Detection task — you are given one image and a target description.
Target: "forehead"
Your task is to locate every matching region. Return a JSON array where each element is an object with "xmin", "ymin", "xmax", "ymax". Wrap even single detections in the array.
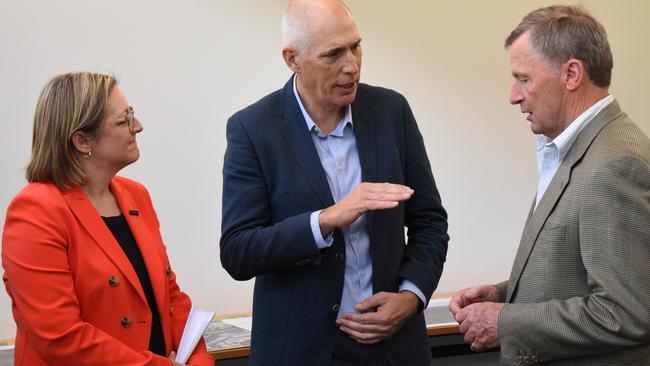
[
  {"xmin": 308, "ymin": 13, "xmax": 360, "ymax": 52},
  {"xmin": 104, "ymin": 86, "xmax": 129, "ymax": 117},
  {"xmin": 509, "ymin": 33, "xmax": 554, "ymax": 74}
]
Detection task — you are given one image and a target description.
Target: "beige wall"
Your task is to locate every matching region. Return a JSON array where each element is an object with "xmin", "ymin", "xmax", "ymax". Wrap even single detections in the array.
[{"xmin": 0, "ymin": 0, "xmax": 648, "ymax": 339}]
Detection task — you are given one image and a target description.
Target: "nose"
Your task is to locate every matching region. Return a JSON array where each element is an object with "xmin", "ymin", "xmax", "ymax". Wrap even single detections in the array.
[
  {"xmin": 509, "ymin": 82, "xmax": 523, "ymax": 105},
  {"xmin": 131, "ymin": 116, "xmax": 143, "ymax": 134},
  {"xmin": 341, "ymin": 49, "xmax": 360, "ymax": 75}
]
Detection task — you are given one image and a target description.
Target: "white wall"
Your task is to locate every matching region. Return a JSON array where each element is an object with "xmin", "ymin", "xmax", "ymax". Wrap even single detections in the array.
[{"xmin": 0, "ymin": 0, "xmax": 648, "ymax": 339}]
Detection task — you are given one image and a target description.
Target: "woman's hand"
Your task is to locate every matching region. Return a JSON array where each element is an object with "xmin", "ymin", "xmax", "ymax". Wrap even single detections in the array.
[{"xmin": 168, "ymin": 351, "xmax": 188, "ymax": 366}]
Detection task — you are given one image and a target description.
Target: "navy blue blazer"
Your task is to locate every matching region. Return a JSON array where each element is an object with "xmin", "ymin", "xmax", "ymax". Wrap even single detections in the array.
[{"xmin": 220, "ymin": 76, "xmax": 449, "ymax": 366}]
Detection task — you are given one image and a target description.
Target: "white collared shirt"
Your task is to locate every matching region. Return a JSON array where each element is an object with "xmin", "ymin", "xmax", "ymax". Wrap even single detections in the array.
[{"xmin": 535, "ymin": 94, "xmax": 614, "ymax": 208}]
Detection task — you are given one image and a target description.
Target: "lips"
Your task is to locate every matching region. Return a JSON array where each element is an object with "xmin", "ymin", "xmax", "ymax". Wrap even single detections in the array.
[{"xmin": 336, "ymin": 81, "xmax": 357, "ymax": 90}]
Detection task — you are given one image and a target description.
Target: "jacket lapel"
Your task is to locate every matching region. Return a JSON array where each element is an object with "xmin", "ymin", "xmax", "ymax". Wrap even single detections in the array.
[
  {"xmin": 280, "ymin": 76, "xmax": 335, "ymax": 207},
  {"xmin": 506, "ymin": 100, "xmax": 623, "ymax": 301},
  {"xmin": 352, "ymin": 97, "xmax": 377, "ymax": 184},
  {"xmin": 61, "ymin": 185, "xmax": 147, "ymax": 305},
  {"xmin": 110, "ymin": 179, "xmax": 168, "ymax": 329},
  {"xmin": 351, "ymin": 93, "xmax": 377, "ymax": 234}
]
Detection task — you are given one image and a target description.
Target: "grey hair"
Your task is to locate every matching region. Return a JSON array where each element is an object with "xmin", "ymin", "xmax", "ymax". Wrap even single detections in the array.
[
  {"xmin": 282, "ymin": 7, "xmax": 310, "ymax": 51},
  {"xmin": 282, "ymin": 0, "xmax": 351, "ymax": 52},
  {"xmin": 505, "ymin": 5, "xmax": 613, "ymax": 87}
]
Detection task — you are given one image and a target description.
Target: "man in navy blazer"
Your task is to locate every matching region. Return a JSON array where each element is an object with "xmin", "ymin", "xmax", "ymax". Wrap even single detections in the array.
[{"xmin": 220, "ymin": 1, "xmax": 449, "ymax": 365}]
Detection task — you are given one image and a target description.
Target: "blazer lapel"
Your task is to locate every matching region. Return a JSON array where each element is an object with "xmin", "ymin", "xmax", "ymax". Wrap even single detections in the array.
[
  {"xmin": 61, "ymin": 186, "xmax": 147, "ymax": 305},
  {"xmin": 280, "ymin": 76, "xmax": 335, "ymax": 207},
  {"xmin": 506, "ymin": 100, "xmax": 623, "ymax": 301},
  {"xmin": 351, "ymin": 95, "xmax": 377, "ymax": 234},
  {"xmin": 352, "ymin": 98, "xmax": 377, "ymax": 184},
  {"xmin": 110, "ymin": 179, "xmax": 168, "ymax": 327}
]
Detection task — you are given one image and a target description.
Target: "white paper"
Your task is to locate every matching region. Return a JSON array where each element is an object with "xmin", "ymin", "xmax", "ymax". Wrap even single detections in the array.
[
  {"xmin": 175, "ymin": 305, "xmax": 215, "ymax": 364},
  {"xmin": 427, "ymin": 297, "xmax": 451, "ymax": 308},
  {"xmin": 221, "ymin": 316, "xmax": 253, "ymax": 331}
]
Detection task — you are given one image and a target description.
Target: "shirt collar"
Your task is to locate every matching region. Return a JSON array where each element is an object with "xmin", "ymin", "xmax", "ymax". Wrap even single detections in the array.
[
  {"xmin": 292, "ymin": 75, "xmax": 353, "ymax": 137},
  {"xmin": 538, "ymin": 94, "xmax": 614, "ymax": 158}
]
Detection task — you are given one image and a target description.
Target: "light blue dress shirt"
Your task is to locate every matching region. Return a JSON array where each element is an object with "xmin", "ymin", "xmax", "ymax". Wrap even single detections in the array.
[
  {"xmin": 292, "ymin": 78, "xmax": 425, "ymax": 317},
  {"xmin": 535, "ymin": 95, "xmax": 614, "ymax": 208}
]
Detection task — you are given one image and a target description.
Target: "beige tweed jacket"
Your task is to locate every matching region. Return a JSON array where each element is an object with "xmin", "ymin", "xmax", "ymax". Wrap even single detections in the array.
[{"xmin": 495, "ymin": 100, "xmax": 650, "ymax": 366}]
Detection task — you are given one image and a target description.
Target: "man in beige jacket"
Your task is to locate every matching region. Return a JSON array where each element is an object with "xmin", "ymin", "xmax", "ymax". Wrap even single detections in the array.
[{"xmin": 450, "ymin": 5, "xmax": 650, "ymax": 366}]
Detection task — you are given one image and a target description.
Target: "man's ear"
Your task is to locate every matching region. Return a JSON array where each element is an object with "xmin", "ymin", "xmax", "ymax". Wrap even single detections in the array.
[
  {"xmin": 71, "ymin": 131, "xmax": 94, "ymax": 155},
  {"xmin": 282, "ymin": 47, "xmax": 301, "ymax": 74},
  {"xmin": 563, "ymin": 58, "xmax": 585, "ymax": 91}
]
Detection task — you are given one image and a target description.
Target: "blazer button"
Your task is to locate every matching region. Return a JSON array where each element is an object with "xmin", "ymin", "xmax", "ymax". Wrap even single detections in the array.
[
  {"xmin": 166, "ymin": 265, "xmax": 172, "ymax": 277},
  {"xmin": 170, "ymin": 306, "xmax": 174, "ymax": 316},
  {"xmin": 121, "ymin": 316, "xmax": 132, "ymax": 328},
  {"xmin": 108, "ymin": 275, "xmax": 119, "ymax": 287},
  {"xmin": 334, "ymin": 253, "xmax": 344, "ymax": 261},
  {"xmin": 331, "ymin": 304, "xmax": 340, "ymax": 312}
]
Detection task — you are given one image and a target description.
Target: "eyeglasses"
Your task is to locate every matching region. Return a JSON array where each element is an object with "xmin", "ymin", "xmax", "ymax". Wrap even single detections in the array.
[{"xmin": 125, "ymin": 106, "xmax": 134, "ymax": 133}]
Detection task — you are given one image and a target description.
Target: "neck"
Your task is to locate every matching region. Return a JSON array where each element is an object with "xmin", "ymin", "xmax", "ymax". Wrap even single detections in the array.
[
  {"xmin": 296, "ymin": 78, "xmax": 345, "ymax": 134},
  {"xmin": 566, "ymin": 87, "xmax": 609, "ymax": 121},
  {"xmin": 80, "ymin": 161, "xmax": 120, "ymax": 216},
  {"xmin": 554, "ymin": 86, "xmax": 609, "ymax": 138}
]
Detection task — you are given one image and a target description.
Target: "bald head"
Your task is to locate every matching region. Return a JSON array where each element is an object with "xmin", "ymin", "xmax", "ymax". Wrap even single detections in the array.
[{"xmin": 282, "ymin": 0, "xmax": 354, "ymax": 52}]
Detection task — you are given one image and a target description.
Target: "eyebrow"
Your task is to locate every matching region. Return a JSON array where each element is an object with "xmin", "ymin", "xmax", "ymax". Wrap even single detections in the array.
[{"xmin": 321, "ymin": 39, "xmax": 362, "ymax": 57}]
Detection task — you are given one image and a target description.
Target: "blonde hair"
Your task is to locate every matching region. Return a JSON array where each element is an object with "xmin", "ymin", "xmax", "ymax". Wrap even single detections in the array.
[{"xmin": 26, "ymin": 72, "xmax": 116, "ymax": 189}]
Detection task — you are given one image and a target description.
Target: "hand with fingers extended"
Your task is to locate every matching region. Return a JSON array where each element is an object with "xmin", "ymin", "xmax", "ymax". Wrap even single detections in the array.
[
  {"xmin": 335, "ymin": 291, "xmax": 420, "ymax": 344},
  {"xmin": 449, "ymin": 284, "xmax": 500, "ymax": 316},
  {"xmin": 454, "ymin": 301, "xmax": 504, "ymax": 352},
  {"xmin": 319, "ymin": 182, "xmax": 414, "ymax": 236}
]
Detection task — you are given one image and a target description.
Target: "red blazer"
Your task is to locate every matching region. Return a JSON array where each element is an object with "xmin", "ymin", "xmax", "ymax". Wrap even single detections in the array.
[{"xmin": 2, "ymin": 176, "xmax": 214, "ymax": 366}]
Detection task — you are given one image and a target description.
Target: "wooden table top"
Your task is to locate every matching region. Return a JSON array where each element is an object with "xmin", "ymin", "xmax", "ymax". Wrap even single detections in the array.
[{"xmin": 208, "ymin": 294, "xmax": 458, "ymax": 360}]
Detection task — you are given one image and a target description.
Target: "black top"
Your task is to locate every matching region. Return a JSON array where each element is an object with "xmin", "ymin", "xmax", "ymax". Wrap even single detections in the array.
[{"xmin": 102, "ymin": 214, "xmax": 166, "ymax": 356}]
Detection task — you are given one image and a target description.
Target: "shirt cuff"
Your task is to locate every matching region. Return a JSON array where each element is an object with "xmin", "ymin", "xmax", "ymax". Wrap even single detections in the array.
[
  {"xmin": 399, "ymin": 280, "xmax": 426, "ymax": 307},
  {"xmin": 310, "ymin": 210, "xmax": 333, "ymax": 249}
]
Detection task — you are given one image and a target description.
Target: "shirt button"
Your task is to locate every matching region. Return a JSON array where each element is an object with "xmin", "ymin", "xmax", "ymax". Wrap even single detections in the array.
[
  {"xmin": 165, "ymin": 265, "xmax": 172, "ymax": 277},
  {"xmin": 335, "ymin": 253, "xmax": 344, "ymax": 261},
  {"xmin": 108, "ymin": 275, "xmax": 119, "ymax": 287},
  {"xmin": 331, "ymin": 304, "xmax": 340, "ymax": 312},
  {"xmin": 121, "ymin": 316, "xmax": 132, "ymax": 328}
]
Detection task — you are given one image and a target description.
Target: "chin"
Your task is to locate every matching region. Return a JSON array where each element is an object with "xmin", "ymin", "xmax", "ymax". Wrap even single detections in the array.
[
  {"xmin": 336, "ymin": 93, "xmax": 357, "ymax": 106},
  {"xmin": 128, "ymin": 152, "xmax": 140, "ymax": 164}
]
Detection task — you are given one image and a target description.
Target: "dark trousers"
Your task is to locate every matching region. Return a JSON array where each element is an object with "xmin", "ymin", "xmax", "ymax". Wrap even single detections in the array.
[{"xmin": 330, "ymin": 329, "xmax": 391, "ymax": 366}]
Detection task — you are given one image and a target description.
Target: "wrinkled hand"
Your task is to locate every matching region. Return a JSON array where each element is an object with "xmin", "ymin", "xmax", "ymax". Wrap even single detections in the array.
[
  {"xmin": 168, "ymin": 351, "xmax": 188, "ymax": 366},
  {"xmin": 319, "ymin": 182, "xmax": 413, "ymax": 235},
  {"xmin": 336, "ymin": 291, "xmax": 419, "ymax": 344},
  {"xmin": 455, "ymin": 302, "xmax": 504, "ymax": 352},
  {"xmin": 449, "ymin": 284, "xmax": 500, "ymax": 316}
]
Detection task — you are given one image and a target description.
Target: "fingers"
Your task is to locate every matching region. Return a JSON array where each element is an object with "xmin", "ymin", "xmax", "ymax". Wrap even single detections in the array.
[
  {"xmin": 450, "ymin": 285, "xmax": 499, "ymax": 317},
  {"xmin": 449, "ymin": 290, "xmax": 468, "ymax": 315},
  {"xmin": 337, "ymin": 312, "xmax": 386, "ymax": 333},
  {"xmin": 363, "ymin": 183, "xmax": 413, "ymax": 203},
  {"xmin": 337, "ymin": 312, "xmax": 391, "ymax": 344},
  {"xmin": 355, "ymin": 292, "xmax": 387, "ymax": 312},
  {"xmin": 320, "ymin": 183, "xmax": 413, "ymax": 230},
  {"xmin": 339, "ymin": 325, "xmax": 384, "ymax": 344}
]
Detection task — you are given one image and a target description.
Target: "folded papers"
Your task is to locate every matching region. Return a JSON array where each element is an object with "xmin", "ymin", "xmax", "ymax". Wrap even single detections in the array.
[{"xmin": 175, "ymin": 306, "xmax": 215, "ymax": 364}]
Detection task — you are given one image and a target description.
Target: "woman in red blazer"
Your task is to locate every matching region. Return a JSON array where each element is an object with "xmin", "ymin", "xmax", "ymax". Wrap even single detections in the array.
[{"xmin": 1, "ymin": 73, "xmax": 214, "ymax": 366}]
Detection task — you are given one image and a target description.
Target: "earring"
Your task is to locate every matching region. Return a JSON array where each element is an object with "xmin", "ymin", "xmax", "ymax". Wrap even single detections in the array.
[{"xmin": 84, "ymin": 151, "xmax": 92, "ymax": 159}]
